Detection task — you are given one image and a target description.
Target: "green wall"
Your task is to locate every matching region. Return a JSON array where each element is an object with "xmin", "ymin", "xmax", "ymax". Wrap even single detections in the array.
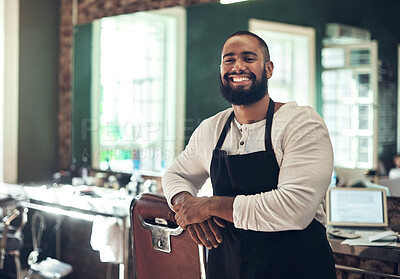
[
  {"xmin": 15, "ymin": 0, "xmax": 400, "ymax": 182},
  {"xmin": 18, "ymin": 0, "xmax": 60, "ymax": 183},
  {"xmin": 72, "ymin": 0, "xmax": 400, "ymax": 173},
  {"xmin": 72, "ymin": 24, "xmax": 93, "ymax": 166},
  {"xmin": 185, "ymin": 0, "xmax": 400, "ymax": 141}
]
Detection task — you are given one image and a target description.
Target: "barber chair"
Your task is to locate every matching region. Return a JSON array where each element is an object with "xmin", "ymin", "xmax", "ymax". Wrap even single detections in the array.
[
  {"xmin": 24, "ymin": 212, "xmax": 73, "ymax": 279},
  {"xmin": 0, "ymin": 195, "xmax": 28, "ymax": 279},
  {"xmin": 130, "ymin": 193, "xmax": 206, "ymax": 279},
  {"xmin": 24, "ymin": 257, "xmax": 73, "ymax": 279}
]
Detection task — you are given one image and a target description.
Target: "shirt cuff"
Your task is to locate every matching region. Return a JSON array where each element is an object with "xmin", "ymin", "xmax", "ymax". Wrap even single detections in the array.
[
  {"xmin": 165, "ymin": 186, "xmax": 198, "ymax": 209},
  {"xmin": 233, "ymin": 196, "xmax": 246, "ymax": 229},
  {"xmin": 233, "ymin": 195, "xmax": 255, "ymax": 230}
]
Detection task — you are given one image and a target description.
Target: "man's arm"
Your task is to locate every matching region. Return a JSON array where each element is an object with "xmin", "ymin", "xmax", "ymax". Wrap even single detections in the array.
[
  {"xmin": 162, "ymin": 120, "xmax": 218, "ymax": 248},
  {"xmin": 172, "ymin": 192, "xmax": 229, "ymax": 249},
  {"xmin": 233, "ymin": 106, "xmax": 334, "ymax": 231},
  {"xmin": 162, "ymin": 121, "xmax": 210, "ymax": 208},
  {"xmin": 162, "ymin": 111, "xmax": 232, "ymax": 247},
  {"xmin": 163, "ymin": 125, "xmax": 220, "ymax": 247},
  {"xmin": 173, "ymin": 195, "xmax": 234, "ymax": 228},
  {"xmin": 163, "ymin": 111, "xmax": 232, "ymax": 208},
  {"xmin": 171, "ymin": 191, "xmax": 193, "ymax": 206},
  {"xmin": 172, "ymin": 191, "xmax": 234, "ymax": 224},
  {"xmin": 173, "ymin": 106, "xmax": 334, "ymax": 233}
]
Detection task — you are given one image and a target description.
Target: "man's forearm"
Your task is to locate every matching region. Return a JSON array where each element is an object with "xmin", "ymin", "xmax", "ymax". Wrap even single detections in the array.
[
  {"xmin": 172, "ymin": 192, "xmax": 235, "ymax": 224},
  {"xmin": 207, "ymin": 196, "xmax": 235, "ymax": 223},
  {"xmin": 171, "ymin": 191, "xmax": 193, "ymax": 206}
]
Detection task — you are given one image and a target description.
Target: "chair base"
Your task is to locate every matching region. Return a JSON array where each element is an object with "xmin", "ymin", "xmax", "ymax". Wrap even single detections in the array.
[
  {"xmin": 0, "ymin": 251, "xmax": 22, "ymax": 279},
  {"xmin": 24, "ymin": 258, "xmax": 73, "ymax": 279}
]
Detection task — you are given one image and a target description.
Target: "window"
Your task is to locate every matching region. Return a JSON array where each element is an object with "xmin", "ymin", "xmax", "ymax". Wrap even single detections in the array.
[
  {"xmin": 322, "ymin": 42, "xmax": 378, "ymax": 169},
  {"xmin": 250, "ymin": 19, "xmax": 316, "ymax": 107},
  {"xmin": 90, "ymin": 7, "xmax": 186, "ymax": 174}
]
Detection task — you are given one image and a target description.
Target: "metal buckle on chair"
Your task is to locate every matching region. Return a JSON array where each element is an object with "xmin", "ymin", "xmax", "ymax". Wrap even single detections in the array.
[{"xmin": 139, "ymin": 216, "xmax": 183, "ymax": 253}]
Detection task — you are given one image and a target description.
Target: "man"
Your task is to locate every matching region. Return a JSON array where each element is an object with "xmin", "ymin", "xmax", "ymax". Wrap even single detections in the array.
[
  {"xmin": 162, "ymin": 31, "xmax": 337, "ymax": 279},
  {"xmin": 389, "ymin": 153, "xmax": 400, "ymax": 179}
]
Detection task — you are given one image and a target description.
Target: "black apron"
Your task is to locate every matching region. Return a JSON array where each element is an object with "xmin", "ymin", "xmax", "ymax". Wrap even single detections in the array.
[{"xmin": 207, "ymin": 99, "xmax": 337, "ymax": 279}]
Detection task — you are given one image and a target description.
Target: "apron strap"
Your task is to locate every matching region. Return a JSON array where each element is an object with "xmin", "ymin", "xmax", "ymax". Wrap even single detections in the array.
[
  {"xmin": 264, "ymin": 98, "xmax": 275, "ymax": 154},
  {"xmin": 215, "ymin": 97, "xmax": 275, "ymax": 151},
  {"xmin": 215, "ymin": 111, "xmax": 235, "ymax": 149}
]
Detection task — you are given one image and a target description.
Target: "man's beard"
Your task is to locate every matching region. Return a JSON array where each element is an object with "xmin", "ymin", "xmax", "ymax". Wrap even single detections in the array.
[{"xmin": 219, "ymin": 68, "xmax": 268, "ymax": 106}]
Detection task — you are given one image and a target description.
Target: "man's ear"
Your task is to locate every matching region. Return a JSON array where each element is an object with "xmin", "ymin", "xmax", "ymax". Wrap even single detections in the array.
[{"xmin": 265, "ymin": 61, "xmax": 274, "ymax": 79}]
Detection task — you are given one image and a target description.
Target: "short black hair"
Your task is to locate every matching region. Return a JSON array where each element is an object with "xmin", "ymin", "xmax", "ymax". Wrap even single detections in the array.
[{"xmin": 224, "ymin": 30, "xmax": 270, "ymax": 63}]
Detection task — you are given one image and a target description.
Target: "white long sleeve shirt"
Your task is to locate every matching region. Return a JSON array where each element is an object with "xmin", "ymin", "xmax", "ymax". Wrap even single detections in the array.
[
  {"xmin": 388, "ymin": 167, "xmax": 400, "ymax": 179},
  {"xmin": 162, "ymin": 102, "xmax": 334, "ymax": 232}
]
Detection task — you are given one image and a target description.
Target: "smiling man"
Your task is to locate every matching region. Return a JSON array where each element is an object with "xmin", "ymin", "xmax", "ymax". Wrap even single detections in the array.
[
  {"xmin": 162, "ymin": 31, "xmax": 337, "ymax": 279},
  {"xmin": 219, "ymin": 32, "xmax": 271, "ymax": 106}
]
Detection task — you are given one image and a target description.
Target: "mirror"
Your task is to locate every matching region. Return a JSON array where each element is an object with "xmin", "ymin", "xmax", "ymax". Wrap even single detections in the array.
[{"xmin": 73, "ymin": 7, "xmax": 186, "ymax": 173}]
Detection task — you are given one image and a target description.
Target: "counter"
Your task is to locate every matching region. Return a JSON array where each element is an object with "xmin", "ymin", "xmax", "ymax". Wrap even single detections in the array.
[
  {"xmin": 331, "ymin": 196, "xmax": 400, "ymax": 278},
  {"xmin": 1, "ymin": 182, "xmax": 134, "ymax": 279}
]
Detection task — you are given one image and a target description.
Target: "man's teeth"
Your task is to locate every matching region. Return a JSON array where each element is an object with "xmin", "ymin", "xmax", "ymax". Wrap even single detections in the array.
[{"xmin": 232, "ymin": 77, "xmax": 250, "ymax": 82}]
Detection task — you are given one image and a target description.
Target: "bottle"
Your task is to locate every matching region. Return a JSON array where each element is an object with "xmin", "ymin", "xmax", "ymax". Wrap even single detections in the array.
[
  {"xmin": 143, "ymin": 179, "xmax": 158, "ymax": 193},
  {"xmin": 329, "ymin": 169, "xmax": 337, "ymax": 188},
  {"xmin": 128, "ymin": 157, "xmax": 143, "ymax": 195},
  {"xmin": 80, "ymin": 155, "xmax": 89, "ymax": 185},
  {"xmin": 70, "ymin": 157, "xmax": 78, "ymax": 178}
]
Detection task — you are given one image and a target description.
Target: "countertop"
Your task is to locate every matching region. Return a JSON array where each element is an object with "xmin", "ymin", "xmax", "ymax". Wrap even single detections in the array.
[{"xmin": 0, "ymin": 182, "xmax": 134, "ymax": 219}]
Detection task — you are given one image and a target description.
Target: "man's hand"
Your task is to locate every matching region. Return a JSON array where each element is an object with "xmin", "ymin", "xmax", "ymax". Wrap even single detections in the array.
[
  {"xmin": 187, "ymin": 217, "xmax": 226, "ymax": 249},
  {"xmin": 173, "ymin": 195, "xmax": 234, "ymax": 229},
  {"xmin": 171, "ymin": 192, "xmax": 234, "ymax": 248},
  {"xmin": 173, "ymin": 196, "xmax": 211, "ymax": 229}
]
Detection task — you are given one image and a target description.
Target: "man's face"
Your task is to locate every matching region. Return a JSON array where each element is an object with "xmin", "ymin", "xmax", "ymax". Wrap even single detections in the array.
[
  {"xmin": 219, "ymin": 35, "xmax": 273, "ymax": 105},
  {"xmin": 394, "ymin": 156, "xmax": 400, "ymax": 168}
]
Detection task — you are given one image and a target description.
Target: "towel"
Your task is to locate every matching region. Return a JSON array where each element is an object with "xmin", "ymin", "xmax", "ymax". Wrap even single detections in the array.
[{"xmin": 90, "ymin": 215, "xmax": 123, "ymax": 263}]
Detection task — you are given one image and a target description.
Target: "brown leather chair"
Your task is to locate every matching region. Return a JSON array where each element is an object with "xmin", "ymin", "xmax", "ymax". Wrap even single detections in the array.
[{"xmin": 130, "ymin": 193, "xmax": 206, "ymax": 279}]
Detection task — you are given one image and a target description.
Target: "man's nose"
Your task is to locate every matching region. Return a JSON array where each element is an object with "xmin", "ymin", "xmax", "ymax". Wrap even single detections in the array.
[{"xmin": 232, "ymin": 59, "xmax": 246, "ymax": 72}]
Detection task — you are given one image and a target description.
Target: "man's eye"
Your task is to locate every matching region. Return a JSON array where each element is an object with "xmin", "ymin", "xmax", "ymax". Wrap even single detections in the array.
[
  {"xmin": 245, "ymin": 57, "xmax": 256, "ymax": 62},
  {"xmin": 224, "ymin": 59, "xmax": 235, "ymax": 64}
]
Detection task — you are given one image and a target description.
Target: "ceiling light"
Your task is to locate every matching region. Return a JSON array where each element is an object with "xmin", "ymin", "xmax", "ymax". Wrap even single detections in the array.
[{"xmin": 220, "ymin": 0, "xmax": 248, "ymax": 5}]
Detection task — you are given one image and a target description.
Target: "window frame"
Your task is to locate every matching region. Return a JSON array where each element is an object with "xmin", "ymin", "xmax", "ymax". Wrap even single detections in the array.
[
  {"xmin": 249, "ymin": 18, "xmax": 316, "ymax": 108},
  {"xmin": 90, "ymin": 7, "xmax": 186, "ymax": 174},
  {"xmin": 322, "ymin": 41, "xmax": 378, "ymax": 169}
]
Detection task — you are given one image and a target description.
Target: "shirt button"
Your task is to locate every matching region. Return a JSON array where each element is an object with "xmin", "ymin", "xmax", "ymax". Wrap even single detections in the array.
[
  {"xmin": 239, "ymin": 128, "xmax": 243, "ymax": 132},
  {"xmin": 240, "ymin": 141, "xmax": 244, "ymax": 145}
]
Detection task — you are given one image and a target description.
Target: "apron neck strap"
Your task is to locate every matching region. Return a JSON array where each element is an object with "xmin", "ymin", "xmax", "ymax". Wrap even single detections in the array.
[
  {"xmin": 264, "ymin": 98, "xmax": 275, "ymax": 153},
  {"xmin": 215, "ymin": 111, "xmax": 235, "ymax": 150}
]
